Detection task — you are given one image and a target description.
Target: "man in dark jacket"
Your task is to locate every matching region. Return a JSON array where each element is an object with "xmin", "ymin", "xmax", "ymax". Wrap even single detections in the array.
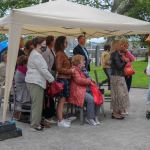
[{"xmin": 73, "ymin": 35, "xmax": 90, "ymax": 71}]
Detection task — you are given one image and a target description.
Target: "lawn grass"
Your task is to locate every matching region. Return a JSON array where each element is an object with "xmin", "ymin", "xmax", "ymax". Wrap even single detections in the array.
[{"xmin": 90, "ymin": 60, "xmax": 149, "ymax": 89}]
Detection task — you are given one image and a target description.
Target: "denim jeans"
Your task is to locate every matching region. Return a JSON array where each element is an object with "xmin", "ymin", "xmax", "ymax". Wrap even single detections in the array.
[{"xmin": 84, "ymin": 92, "xmax": 100, "ymax": 119}]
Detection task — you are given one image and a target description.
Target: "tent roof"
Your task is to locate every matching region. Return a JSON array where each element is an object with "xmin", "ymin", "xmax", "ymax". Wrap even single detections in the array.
[{"xmin": 0, "ymin": 0, "xmax": 150, "ymax": 37}]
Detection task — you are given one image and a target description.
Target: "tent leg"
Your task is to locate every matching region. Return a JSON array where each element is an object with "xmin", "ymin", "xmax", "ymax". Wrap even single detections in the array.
[{"xmin": 2, "ymin": 23, "xmax": 21, "ymax": 123}]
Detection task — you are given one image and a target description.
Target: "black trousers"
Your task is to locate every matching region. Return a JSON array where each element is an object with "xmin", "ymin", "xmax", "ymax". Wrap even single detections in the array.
[
  {"xmin": 125, "ymin": 76, "xmax": 132, "ymax": 92},
  {"xmin": 42, "ymin": 91, "xmax": 56, "ymax": 119},
  {"xmin": 103, "ymin": 68, "xmax": 111, "ymax": 90}
]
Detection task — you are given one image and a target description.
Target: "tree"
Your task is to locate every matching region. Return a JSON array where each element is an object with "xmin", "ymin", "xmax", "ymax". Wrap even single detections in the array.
[
  {"xmin": 127, "ymin": 0, "xmax": 150, "ymax": 22},
  {"xmin": 0, "ymin": 0, "xmax": 41, "ymax": 41},
  {"xmin": 71, "ymin": 0, "xmax": 113, "ymax": 9},
  {"xmin": 0, "ymin": 0, "xmax": 40, "ymax": 17}
]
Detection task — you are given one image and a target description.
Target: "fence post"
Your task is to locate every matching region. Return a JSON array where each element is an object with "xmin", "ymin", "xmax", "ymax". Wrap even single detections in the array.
[{"xmin": 95, "ymin": 45, "xmax": 100, "ymax": 66}]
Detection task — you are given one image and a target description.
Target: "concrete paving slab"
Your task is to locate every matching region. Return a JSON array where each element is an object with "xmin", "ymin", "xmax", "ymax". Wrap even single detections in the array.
[{"xmin": 0, "ymin": 89, "xmax": 150, "ymax": 150}]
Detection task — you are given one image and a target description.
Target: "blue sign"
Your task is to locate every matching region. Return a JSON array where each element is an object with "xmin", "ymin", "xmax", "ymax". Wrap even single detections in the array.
[{"xmin": 0, "ymin": 40, "xmax": 8, "ymax": 54}]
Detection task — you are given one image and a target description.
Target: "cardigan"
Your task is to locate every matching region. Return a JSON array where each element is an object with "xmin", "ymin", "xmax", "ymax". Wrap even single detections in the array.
[
  {"xmin": 42, "ymin": 47, "xmax": 55, "ymax": 72},
  {"xmin": 25, "ymin": 50, "xmax": 54, "ymax": 89}
]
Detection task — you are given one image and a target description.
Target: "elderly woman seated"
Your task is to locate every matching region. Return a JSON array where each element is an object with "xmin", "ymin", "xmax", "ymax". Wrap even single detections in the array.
[
  {"xmin": 14, "ymin": 55, "xmax": 31, "ymax": 109},
  {"xmin": 68, "ymin": 55, "xmax": 102, "ymax": 126}
]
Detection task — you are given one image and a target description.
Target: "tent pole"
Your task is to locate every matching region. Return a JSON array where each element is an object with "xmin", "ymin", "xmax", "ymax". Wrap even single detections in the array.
[{"xmin": 2, "ymin": 23, "xmax": 21, "ymax": 123}]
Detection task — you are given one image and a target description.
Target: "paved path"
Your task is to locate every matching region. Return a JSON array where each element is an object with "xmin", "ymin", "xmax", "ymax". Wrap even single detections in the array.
[{"xmin": 0, "ymin": 89, "xmax": 150, "ymax": 150}]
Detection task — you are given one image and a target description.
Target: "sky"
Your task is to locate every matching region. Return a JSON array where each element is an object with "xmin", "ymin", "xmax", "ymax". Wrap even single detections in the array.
[{"xmin": 89, "ymin": 37, "xmax": 106, "ymax": 43}]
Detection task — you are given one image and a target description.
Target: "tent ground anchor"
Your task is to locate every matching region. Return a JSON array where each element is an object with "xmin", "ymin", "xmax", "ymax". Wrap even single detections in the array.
[{"xmin": 0, "ymin": 120, "xmax": 22, "ymax": 141}]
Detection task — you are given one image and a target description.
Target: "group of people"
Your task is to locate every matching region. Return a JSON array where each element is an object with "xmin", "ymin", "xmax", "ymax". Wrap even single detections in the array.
[
  {"xmin": 0, "ymin": 35, "xmax": 138, "ymax": 131},
  {"xmin": 101, "ymin": 38, "xmax": 136, "ymax": 119},
  {"xmin": 12, "ymin": 35, "xmax": 103, "ymax": 131}
]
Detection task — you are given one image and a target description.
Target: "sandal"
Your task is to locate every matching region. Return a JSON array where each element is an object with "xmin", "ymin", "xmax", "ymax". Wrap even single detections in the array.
[
  {"xmin": 32, "ymin": 125, "xmax": 44, "ymax": 131},
  {"xmin": 40, "ymin": 120, "xmax": 51, "ymax": 128},
  {"xmin": 111, "ymin": 113, "xmax": 124, "ymax": 120}
]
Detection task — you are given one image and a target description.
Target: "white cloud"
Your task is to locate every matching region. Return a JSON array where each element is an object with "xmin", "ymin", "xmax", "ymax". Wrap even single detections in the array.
[{"xmin": 89, "ymin": 37, "xmax": 106, "ymax": 43}]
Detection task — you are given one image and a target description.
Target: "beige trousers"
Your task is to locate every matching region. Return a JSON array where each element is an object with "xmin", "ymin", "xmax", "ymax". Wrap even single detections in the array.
[{"xmin": 27, "ymin": 83, "xmax": 44, "ymax": 128}]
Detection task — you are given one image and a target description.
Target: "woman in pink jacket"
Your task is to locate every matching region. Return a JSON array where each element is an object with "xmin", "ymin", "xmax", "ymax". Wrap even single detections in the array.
[
  {"xmin": 68, "ymin": 55, "xmax": 101, "ymax": 126},
  {"xmin": 120, "ymin": 39, "xmax": 136, "ymax": 92}
]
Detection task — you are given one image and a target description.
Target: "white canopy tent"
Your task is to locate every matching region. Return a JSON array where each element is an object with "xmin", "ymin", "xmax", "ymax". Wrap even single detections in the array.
[
  {"xmin": 0, "ymin": 0, "xmax": 150, "ymax": 122},
  {"xmin": 1, "ymin": 0, "xmax": 150, "ymax": 37}
]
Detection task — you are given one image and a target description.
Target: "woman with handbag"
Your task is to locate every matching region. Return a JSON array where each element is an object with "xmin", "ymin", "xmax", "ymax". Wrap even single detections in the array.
[
  {"xmin": 55, "ymin": 36, "xmax": 75, "ymax": 128},
  {"xmin": 68, "ymin": 55, "xmax": 103, "ymax": 125},
  {"xmin": 110, "ymin": 40, "xmax": 129, "ymax": 120},
  {"xmin": 120, "ymin": 39, "xmax": 136, "ymax": 92},
  {"xmin": 25, "ymin": 37, "xmax": 54, "ymax": 131}
]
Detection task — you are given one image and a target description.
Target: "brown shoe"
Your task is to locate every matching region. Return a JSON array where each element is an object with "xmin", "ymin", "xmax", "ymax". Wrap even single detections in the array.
[
  {"xmin": 111, "ymin": 113, "xmax": 124, "ymax": 120},
  {"xmin": 13, "ymin": 111, "xmax": 21, "ymax": 120},
  {"xmin": 43, "ymin": 119, "xmax": 51, "ymax": 128}
]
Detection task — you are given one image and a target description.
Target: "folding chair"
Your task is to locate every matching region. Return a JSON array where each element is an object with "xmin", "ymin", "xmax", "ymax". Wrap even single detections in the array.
[
  {"xmin": 11, "ymin": 82, "xmax": 31, "ymax": 123},
  {"xmin": 66, "ymin": 103, "xmax": 85, "ymax": 125}
]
